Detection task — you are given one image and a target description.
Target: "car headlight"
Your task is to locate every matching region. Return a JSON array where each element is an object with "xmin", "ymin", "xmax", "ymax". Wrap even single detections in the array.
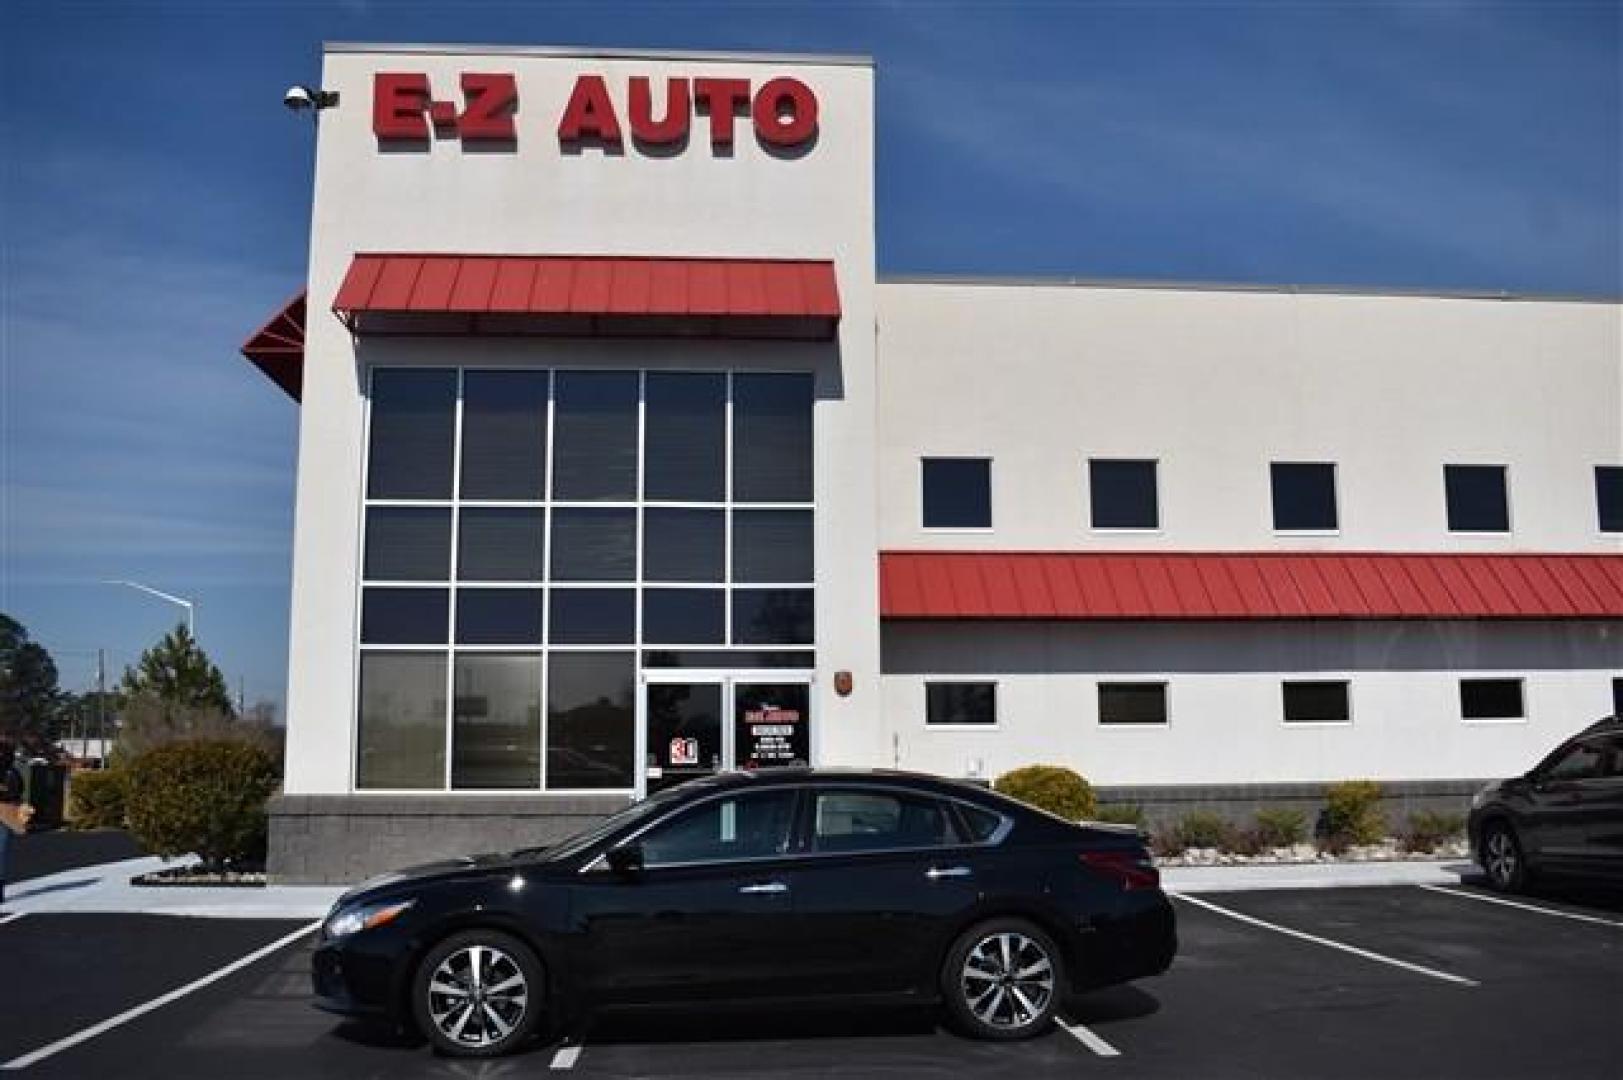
[{"xmin": 324, "ymin": 898, "xmax": 415, "ymax": 940}]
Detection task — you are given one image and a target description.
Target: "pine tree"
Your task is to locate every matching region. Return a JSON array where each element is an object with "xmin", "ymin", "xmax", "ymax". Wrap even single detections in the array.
[
  {"xmin": 120, "ymin": 624, "xmax": 235, "ymax": 717},
  {"xmin": 0, "ymin": 613, "xmax": 63, "ymax": 739}
]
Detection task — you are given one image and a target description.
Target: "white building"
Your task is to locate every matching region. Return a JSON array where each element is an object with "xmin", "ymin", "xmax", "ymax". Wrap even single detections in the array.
[{"xmin": 242, "ymin": 44, "xmax": 1623, "ymax": 883}]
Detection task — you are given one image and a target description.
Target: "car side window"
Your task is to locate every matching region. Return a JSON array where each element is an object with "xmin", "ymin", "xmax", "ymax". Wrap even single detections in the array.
[
  {"xmin": 1603, "ymin": 737, "xmax": 1623, "ymax": 779},
  {"xmin": 1543, "ymin": 741, "xmax": 1607, "ymax": 782},
  {"xmin": 811, "ymin": 791, "xmax": 958, "ymax": 854},
  {"xmin": 636, "ymin": 790, "xmax": 797, "ymax": 868},
  {"xmin": 957, "ymin": 803, "xmax": 1006, "ymax": 843}
]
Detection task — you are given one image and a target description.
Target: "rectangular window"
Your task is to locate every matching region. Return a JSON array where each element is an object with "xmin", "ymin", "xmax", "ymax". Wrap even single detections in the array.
[
  {"xmin": 546, "ymin": 652, "xmax": 635, "ymax": 789},
  {"xmin": 552, "ymin": 371, "xmax": 638, "ymax": 500},
  {"xmin": 1461, "ymin": 678, "xmax": 1524, "ymax": 721},
  {"xmin": 1596, "ymin": 466, "xmax": 1623, "ymax": 534},
  {"xmin": 642, "ymin": 589, "xmax": 726, "ymax": 645},
  {"xmin": 925, "ymin": 682, "xmax": 996, "ymax": 726},
  {"xmin": 1282, "ymin": 680, "xmax": 1351, "ymax": 724},
  {"xmin": 732, "ymin": 509, "xmax": 813, "ymax": 582},
  {"xmin": 733, "ymin": 373, "xmax": 814, "ymax": 503},
  {"xmin": 1098, "ymin": 682, "xmax": 1168, "ymax": 725},
  {"xmin": 1613, "ymin": 677, "xmax": 1622, "ymax": 717},
  {"xmin": 732, "ymin": 589, "xmax": 814, "ymax": 645},
  {"xmin": 357, "ymin": 653, "xmax": 447, "ymax": 789},
  {"xmin": 643, "ymin": 508, "xmax": 724, "ymax": 583},
  {"xmin": 457, "ymin": 508, "xmax": 545, "ymax": 582},
  {"xmin": 460, "ymin": 371, "xmax": 548, "ymax": 500},
  {"xmin": 550, "ymin": 508, "xmax": 636, "ymax": 581},
  {"xmin": 367, "ymin": 369, "xmax": 457, "ymax": 499},
  {"xmin": 548, "ymin": 588, "xmax": 635, "ymax": 645},
  {"xmin": 1271, "ymin": 463, "xmax": 1338, "ymax": 531},
  {"xmin": 455, "ymin": 589, "xmax": 544, "ymax": 645},
  {"xmin": 644, "ymin": 373, "xmax": 726, "ymax": 502},
  {"xmin": 360, "ymin": 588, "xmax": 448, "ymax": 645},
  {"xmin": 364, "ymin": 507, "xmax": 451, "ymax": 582},
  {"xmin": 811, "ymin": 791, "xmax": 956, "ymax": 852},
  {"xmin": 921, "ymin": 458, "xmax": 991, "ymax": 528},
  {"xmin": 1445, "ymin": 465, "xmax": 1510, "ymax": 532},
  {"xmin": 452, "ymin": 654, "xmax": 541, "ymax": 790},
  {"xmin": 1089, "ymin": 459, "xmax": 1159, "ymax": 530}
]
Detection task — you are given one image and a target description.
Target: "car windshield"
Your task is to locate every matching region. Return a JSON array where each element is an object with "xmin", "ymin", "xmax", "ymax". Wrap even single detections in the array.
[{"xmin": 535, "ymin": 785, "xmax": 691, "ymax": 864}]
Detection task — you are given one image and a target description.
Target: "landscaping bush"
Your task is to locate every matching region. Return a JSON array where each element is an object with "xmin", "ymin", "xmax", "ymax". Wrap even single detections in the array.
[
  {"xmin": 1169, "ymin": 809, "xmax": 1234, "ymax": 850},
  {"xmin": 123, "ymin": 739, "xmax": 279, "ymax": 870},
  {"xmin": 1324, "ymin": 780, "xmax": 1386, "ymax": 846},
  {"xmin": 993, "ymin": 765, "xmax": 1097, "ymax": 821},
  {"xmin": 67, "ymin": 768, "xmax": 127, "ymax": 830},
  {"xmin": 1092, "ymin": 803, "xmax": 1147, "ymax": 829},
  {"xmin": 1252, "ymin": 807, "xmax": 1309, "ymax": 849},
  {"xmin": 1399, "ymin": 810, "xmax": 1466, "ymax": 853}
]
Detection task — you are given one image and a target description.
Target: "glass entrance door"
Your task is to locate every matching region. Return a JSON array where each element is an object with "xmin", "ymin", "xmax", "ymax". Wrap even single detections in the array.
[
  {"xmin": 644, "ymin": 681, "xmax": 725, "ymax": 795},
  {"xmin": 641, "ymin": 676, "xmax": 812, "ymax": 795}
]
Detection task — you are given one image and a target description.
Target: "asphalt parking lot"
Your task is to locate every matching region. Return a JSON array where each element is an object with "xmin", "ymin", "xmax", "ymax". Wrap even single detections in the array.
[{"xmin": 0, "ymin": 879, "xmax": 1618, "ymax": 1079}]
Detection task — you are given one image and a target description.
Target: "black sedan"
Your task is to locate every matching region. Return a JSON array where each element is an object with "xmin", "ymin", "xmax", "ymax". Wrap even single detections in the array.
[
  {"xmin": 313, "ymin": 768, "xmax": 1176, "ymax": 1057},
  {"xmin": 1469, "ymin": 715, "xmax": 1623, "ymax": 892}
]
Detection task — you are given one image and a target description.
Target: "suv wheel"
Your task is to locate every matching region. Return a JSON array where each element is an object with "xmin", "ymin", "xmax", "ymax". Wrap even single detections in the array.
[
  {"xmin": 1481, "ymin": 821, "xmax": 1527, "ymax": 893},
  {"xmin": 941, "ymin": 918, "xmax": 1063, "ymax": 1040},
  {"xmin": 412, "ymin": 930, "xmax": 544, "ymax": 1057}
]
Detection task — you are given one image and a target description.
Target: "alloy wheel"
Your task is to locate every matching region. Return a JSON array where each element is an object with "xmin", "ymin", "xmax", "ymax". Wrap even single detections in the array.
[
  {"xmin": 1485, "ymin": 828, "xmax": 1518, "ymax": 888},
  {"xmin": 959, "ymin": 931, "xmax": 1055, "ymax": 1030},
  {"xmin": 426, "ymin": 944, "xmax": 530, "ymax": 1049}
]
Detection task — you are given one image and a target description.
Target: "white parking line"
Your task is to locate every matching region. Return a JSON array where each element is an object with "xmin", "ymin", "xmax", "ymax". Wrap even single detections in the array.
[
  {"xmin": 1418, "ymin": 884, "xmax": 1623, "ymax": 928},
  {"xmin": 0, "ymin": 913, "xmax": 25, "ymax": 926},
  {"xmin": 0, "ymin": 920, "xmax": 319, "ymax": 1071},
  {"xmin": 550, "ymin": 1042, "xmax": 583, "ymax": 1069},
  {"xmin": 1058, "ymin": 1018, "xmax": 1121, "ymax": 1057},
  {"xmin": 1170, "ymin": 892, "xmax": 1479, "ymax": 988}
]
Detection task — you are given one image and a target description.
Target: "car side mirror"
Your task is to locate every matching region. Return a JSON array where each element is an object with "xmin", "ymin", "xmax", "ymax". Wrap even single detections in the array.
[{"xmin": 606, "ymin": 843, "xmax": 644, "ymax": 877}]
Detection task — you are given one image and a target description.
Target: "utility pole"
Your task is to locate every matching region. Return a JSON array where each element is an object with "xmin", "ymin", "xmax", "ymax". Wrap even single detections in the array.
[
  {"xmin": 238, "ymin": 676, "xmax": 246, "ymax": 718},
  {"xmin": 96, "ymin": 649, "xmax": 107, "ymax": 768}
]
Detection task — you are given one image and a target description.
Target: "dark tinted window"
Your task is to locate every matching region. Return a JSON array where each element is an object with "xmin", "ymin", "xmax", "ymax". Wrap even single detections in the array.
[
  {"xmin": 1543, "ymin": 740, "xmax": 1607, "ymax": 781},
  {"xmin": 553, "ymin": 371, "xmax": 638, "ymax": 500},
  {"xmin": 361, "ymin": 588, "xmax": 448, "ymax": 645},
  {"xmin": 452, "ymin": 654, "xmax": 540, "ymax": 789},
  {"xmin": 735, "ymin": 682, "xmax": 811, "ymax": 769},
  {"xmin": 550, "ymin": 508, "xmax": 635, "ymax": 581},
  {"xmin": 1597, "ymin": 466, "xmax": 1623, "ymax": 533},
  {"xmin": 926, "ymin": 682, "xmax": 997, "ymax": 725},
  {"xmin": 957, "ymin": 804, "xmax": 1005, "ymax": 842},
  {"xmin": 1614, "ymin": 677, "xmax": 1622, "ymax": 718},
  {"xmin": 1460, "ymin": 678, "xmax": 1523, "ymax": 720},
  {"xmin": 642, "ymin": 650, "xmax": 815, "ymax": 669},
  {"xmin": 1090, "ymin": 460, "xmax": 1158, "ymax": 529},
  {"xmin": 1445, "ymin": 466, "xmax": 1509, "ymax": 532},
  {"xmin": 642, "ymin": 589, "xmax": 725, "ymax": 645},
  {"xmin": 732, "ymin": 589, "xmax": 814, "ymax": 645},
  {"xmin": 549, "ymin": 589, "xmax": 634, "ymax": 644},
  {"xmin": 546, "ymin": 652, "xmax": 634, "ymax": 789},
  {"xmin": 922, "ymin": 458, "xmax": 991, "ymax": 529},
  {"xmin": 733, "ymin": 510, "xmax": 814, "ymax": 582},
  {"xmin": 364, "ymin": 507, "xmax": 451, "ymax": 581},
  {"xmin": 357, "ymin": 653, "xmax": 446, "ymax": 789},
  {"xmin": 643, "ymin": 509, "xmax": 724, "ymax": 582},
  {"xmin": 644, "ymin": 373, "xmax": 725, "ymax": 501},
  {"xmin": 811, "ymin": 791, "xmax": 956, "ymax": 852},
  {"xmin": 457, "ymin": 509, "xmax": 545, "ymax": 581},
  {"xmin": 460, "ymin": 371, "xmax": 548, "ymax": 500},
  {"xmin": 455, "ymin": 589, "xmax": 543, "ymax": 645},
  {"xmin": 1271, "ymin": 463, "xmax": 1338, "ymax": 531},
  {"xmin": 367, "ymin": 369, "xmax": 457, "ymax": 499},
  {"xmin": 1099, "ymin": 683, "xmax": 1167, "ymax": 725},
  {"xmin": 1282, "ymin": 680, "xmax": 1350, "ymax": 724},
  {"xmin": 638, "ymin": 790, "xmax": 798, "ymax": 866},
  {"xmin": 733, "ymin": 373, "xmax": 814, "ymax": 502}
]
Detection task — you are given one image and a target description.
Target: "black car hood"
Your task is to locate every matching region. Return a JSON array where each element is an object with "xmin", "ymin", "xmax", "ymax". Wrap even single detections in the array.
[{"xmin": 339, "ymin": 846, "xmax": 550, "ymax": 905}]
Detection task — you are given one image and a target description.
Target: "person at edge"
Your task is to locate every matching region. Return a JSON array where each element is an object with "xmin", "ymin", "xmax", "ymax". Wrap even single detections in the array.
[{"xmin": 0, "ymin": 738, "xmax": 27, "ymax": 905}]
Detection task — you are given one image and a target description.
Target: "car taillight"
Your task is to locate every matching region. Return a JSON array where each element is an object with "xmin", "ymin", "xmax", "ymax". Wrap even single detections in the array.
[{"xmin": 1079, "ymin": 848, "xmax": 1159, "ymax": 891}]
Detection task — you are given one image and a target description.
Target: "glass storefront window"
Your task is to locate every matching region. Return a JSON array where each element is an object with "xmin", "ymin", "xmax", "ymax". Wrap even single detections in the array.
[
  {"xmin": 732, "ymin": 510, "xmax": 813, "ymax": 582},
  {"xmin": 460, "ymin": 371, "xmax": 548, "ymax": 500},
  {"xmin": 645, "ymin": 372, "xmax": 726, "ymax": 501},
  {"xmin": 733, "ymin": 373, "xmax": 814, "ymax": 502},
  {"xmin": 642, "ymin": 589, "xmax": 725, "ymax": 645},
  {"xmin": 643, "ymin": 508, "xmax": 724, "ymax": 582},
  {"xmin": 550, "ymin": 508, "xmax": 636, "ymax": 581},
  {"xmin": 361, "ymin": 588, "xmax": 448, "ymax": 645},
  {"xmin": 455, "ymin": 589, "xmax": 544, "ymax": 645},
  {"xmin": 458, "ymin": 508, "xmax": 545, "ymax": 582},
  {"xmin": 453, "ymin": 654, "xmax": 541, "ymax": 789},
  {"xmin": 358, "ymin": 653, "xmax": 448, "ymax": 789},
  {"xmin": 364, "ymin": 507, "xmax": 451, "ymax": 581},
  {"xmin": 732, "ymin": 589, "xmax": 814, "ymax": 645},
  {"xmin": 367, "ymin": 369, "xmax": 458, "ymax": 499},
  {"xmin": 547, "ymin": 652, "xmax": 635, "ymax": 789},
  {"xmin": 553, "ymin": 371, "xmax": 638, "ymax": 500},
  {"xmin": 550, "ymin": 588, "xmax": 635, "ymax": 644}
]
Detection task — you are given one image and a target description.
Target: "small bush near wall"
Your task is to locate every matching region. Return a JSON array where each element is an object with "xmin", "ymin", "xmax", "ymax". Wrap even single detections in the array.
[
  {"xmin": 1400, "ymin": 810, "xmax": 1466, "ymax": 854},
  {"xmin": 993, "ymin": 766, "xmax": 1097, "ymax": 822},
  {"xmin": 124, "ymin": 740, "xmax": 279, "ymax": 870},
  {"xmin": 1252, "ymin": 807, "xmax": 1309, "ymax": 849},
  {"xmin": 67, "ymin": 769, "xmax": 127, "ymax": 830},
  {"xmin": 1163, "ymin": 810, "xmax": 1234, "ymax": 853},
  {"xmin": 1324, "ymin": 780, "xmax": 1386, "ymax": 847},
  {"xmin": 1092, "ymin": 804, "xmax": 1147, "ymax": 829}
]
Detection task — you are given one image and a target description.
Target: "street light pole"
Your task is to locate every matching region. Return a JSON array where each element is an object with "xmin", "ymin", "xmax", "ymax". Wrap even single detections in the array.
[{"xmin": 105, "ymin": 580, "xmax": 196, "ymax": 636}]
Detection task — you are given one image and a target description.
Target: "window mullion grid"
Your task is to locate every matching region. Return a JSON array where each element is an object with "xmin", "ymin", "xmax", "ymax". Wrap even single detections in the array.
[
  {"xmin": 635, "ymin": 371, "xmax": 647, "ymax": 661},
  {"xmin": 443, "ymin": 367, "xmax": 466, "ymax": 793},
  {"xmin": 539, "ymin": 369, "xmax": 555, "ymax": 792},
  {"xmin": 724, "ymin": 371, "xmax": 734, "ymax": 645}
]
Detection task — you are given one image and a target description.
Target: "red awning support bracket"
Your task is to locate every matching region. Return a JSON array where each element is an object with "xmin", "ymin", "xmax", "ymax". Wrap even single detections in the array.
[{"xmin": 240, "ymin": 291, "xmax": 307, "ymax": 401}]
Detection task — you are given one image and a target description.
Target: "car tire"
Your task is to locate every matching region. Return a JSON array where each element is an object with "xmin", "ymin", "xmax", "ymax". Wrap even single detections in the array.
[
  {"xmin": 941, "ymin": 918, "xmax": 1064, "ymax": 1040},
  {"xmin": 412, "ymin": 929, "xmax": 545, "ymax": 1058},
  {"xmin": 1480, "ymin": 821, "xmax": 1528, "ymax": 893}
]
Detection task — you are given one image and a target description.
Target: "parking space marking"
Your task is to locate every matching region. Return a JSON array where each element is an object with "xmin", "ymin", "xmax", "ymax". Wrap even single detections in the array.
[
  {"xmin": 1058, "ymin": 1018, "xmax": 1121, "ymax": 1057},
  {"xmin": 549, "ymin": 1042, "xmax": 582, "ymax": 1070},
  {"xmin": 0, "ymin": 920, "xmax": 319, "ymax": 1071},
  {"xmin": 1170, "ymin": 892, "xmax": 1480, "ymax": 987},
  {"xmin": 0, "ymin": 913, "xmax": 24, "ymax": 926},
  {"xmin": 1418, "ymin": 884, "xmax": 1623, "ymax": 928}
]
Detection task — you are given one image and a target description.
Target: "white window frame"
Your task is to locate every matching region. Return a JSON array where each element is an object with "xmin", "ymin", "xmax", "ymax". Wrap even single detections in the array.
[
  {"xmin": 1279, "ymin": 677, "xmax": 1354, "ymax": 727},
  {"xmin": 1458, "ymin": 675, "xmax": 1528, "ymax": 725},
  {"xmin": 1086, "ymin": 457, "xmax": 1163, "ymax": 534}
]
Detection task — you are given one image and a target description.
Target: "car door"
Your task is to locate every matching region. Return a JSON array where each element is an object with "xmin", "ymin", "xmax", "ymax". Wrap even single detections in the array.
[
  {"xmin": 785, "ymin": 787, "xmax": 986, "ymax": 997},
  {"xmin": 570, "ymin": 787, "xmax": 804, "ymax": 1004},
  {"xmin": 1524, "ymin": 738, "xmax": 1610, "ymax": 863},
  {"xmin": 1581, "ymin": 735, "xmax": 1623, "ymax": 874}
]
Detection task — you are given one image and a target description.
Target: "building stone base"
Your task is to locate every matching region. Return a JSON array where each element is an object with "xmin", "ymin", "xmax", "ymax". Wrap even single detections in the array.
[
  {"xmin": 1093, "ymin": 779, "xmax": 1488, "ymax": 834},
  {"xmin": 267, "ymin": 794, "xmax": 632, "ymax": 885}
]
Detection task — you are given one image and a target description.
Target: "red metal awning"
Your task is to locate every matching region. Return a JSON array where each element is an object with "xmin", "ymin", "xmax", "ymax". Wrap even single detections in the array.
[
  {"xmin": 240, "ymin": 291, "xmax": 306, "ymax": 401},
  {"xmin": 880, "ymin": 551, "xmax": 1623, "ymax": 620},
  {"xmin": 331, "ymin": 254, "xmax": 841, "ymax": 340}
]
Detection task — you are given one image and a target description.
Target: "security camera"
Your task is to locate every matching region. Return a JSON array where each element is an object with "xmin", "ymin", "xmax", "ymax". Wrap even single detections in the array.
[{"xmin": 283, "ymin": 85, "xmax": 339, "ymax": 113}]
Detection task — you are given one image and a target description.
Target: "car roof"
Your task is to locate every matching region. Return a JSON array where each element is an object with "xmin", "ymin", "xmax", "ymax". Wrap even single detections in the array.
[{"xmin": 681, "ymin": 767, "xmax": 1002, "ymax": 801}]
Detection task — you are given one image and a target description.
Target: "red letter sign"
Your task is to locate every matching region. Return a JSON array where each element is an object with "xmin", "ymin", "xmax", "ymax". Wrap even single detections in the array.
[
  {"xmin": 373, "ymin": 72, "xmax": 430, "ymax": 140},
  {"xmin": 628, "ymin": 76, "xmax": 690, "ymax": 145},
  {"xmin": 557, "ymin": 75, "xmax": 623, "ymax": 145},
  {"xmin": 752, "ymin": 77, "xmax": 818, "ymax": 147},
  {"xmin": 458, "ymin": 73, "xmax": 518, "ymax": 140},
  {"xmin": 693, "ymin": 77, "xmax": 752, "ymax": 148}
]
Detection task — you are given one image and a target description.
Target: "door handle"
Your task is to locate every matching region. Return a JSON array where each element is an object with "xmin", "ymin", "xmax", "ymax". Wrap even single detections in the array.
[
  {"xmin": 926, "ymin": 866, "xmax": 972, "ymax": 880},
  {"xmin": 738, "ymin": 881, "xmax": 788, "ymax": 895}
]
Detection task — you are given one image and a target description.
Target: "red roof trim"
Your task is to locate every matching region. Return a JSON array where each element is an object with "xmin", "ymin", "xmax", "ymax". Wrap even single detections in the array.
[
  {"xmin": 880, "ymin": 551, "xmax": 1623, "ymax": 621},
  {"xmin": 239, "ymin": 291, "xmax": 306, "ymax": 401}
]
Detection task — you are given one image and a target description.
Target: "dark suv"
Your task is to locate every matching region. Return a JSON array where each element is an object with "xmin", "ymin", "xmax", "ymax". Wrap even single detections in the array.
[{"xmin": 1468, "ymin": 716, "xmax": 1623, "ymax": 891}]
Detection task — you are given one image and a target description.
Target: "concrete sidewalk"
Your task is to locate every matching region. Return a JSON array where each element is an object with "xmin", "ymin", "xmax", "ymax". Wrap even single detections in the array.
[{"xmin": 1163, "ymin": 857, "xmax": 1475, "ymax": 893}]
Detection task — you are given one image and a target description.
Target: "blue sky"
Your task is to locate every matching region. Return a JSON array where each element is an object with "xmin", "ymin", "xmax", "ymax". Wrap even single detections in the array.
[{"xmin": 2, "ymin": 1, "xmax": 1618, "ymax": 714}]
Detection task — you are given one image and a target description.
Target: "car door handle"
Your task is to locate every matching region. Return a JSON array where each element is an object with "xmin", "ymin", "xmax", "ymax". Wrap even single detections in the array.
[
  {"xmin": 738, "ymin": 881, "xmax": 788, "ymax": 895},
  {"xmin": 926, "ymin": 866, "xmax": 972, "ymax": 880}
]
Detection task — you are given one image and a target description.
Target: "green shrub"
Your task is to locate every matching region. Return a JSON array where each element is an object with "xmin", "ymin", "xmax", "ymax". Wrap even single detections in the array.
[
  {"xmin": 1092, "ymin": 803, "xmax": 1147, "ymax": 829},
  {"xmin": 1253, "ymin": 807, "xmax": 1309, "ymax": 848},
  {"xmin": 1324, "ymin": 780, "xmax": 1386, "ymax": 846},
  {"xmin": 1399, "ymin": 810, "xmax": 1466, "ymax": 853},
  {"xmin": 993, "ymin": 765, "xmax": 1097, "ymax": 822},
  {"xmin": 68, "ymin": 769, "xmax": 127, "ymax": 830},
  {"xmin": 124, "ymin": 740, "xmax": 279, "ymax": 870},
  {"xmin": 1170, "ymin": 810, "xmax": 1234, "ymax": 850}
]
